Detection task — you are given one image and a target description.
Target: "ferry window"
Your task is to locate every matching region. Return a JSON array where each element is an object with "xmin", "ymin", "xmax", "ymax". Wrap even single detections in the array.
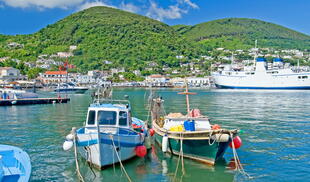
[
  {"xmin": 87, "ymin": 111, "xmax": 96, "ymax": 125},
  {"xmin": 298, "ymin": 76, "xmax": 301, "ymax": 79},
  {"xmin": 98, "ymin": 111, "xmax": 117, "ymax": 125},
  {"xmin": 119, "ymin": 111, "xmax": 128, "ymax": 126},
  {"xmin": 302, "ymin": 76, "xmax": 308, "ymax": 79}
]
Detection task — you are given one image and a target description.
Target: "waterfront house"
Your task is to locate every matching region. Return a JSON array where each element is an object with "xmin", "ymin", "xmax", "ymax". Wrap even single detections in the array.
[
  {"xmin": 145, "ymin": 74, "xmax": 169, "ymax": 86},
  {"xmin": 187, "ymin": 77, "xmax": 211, "ymax": 87},
  {"xmin": 0, "ymin": 67, "xmax": 21, "ymax": 82},
  {"xmin": 39, "ymin": 71, "xmax": 69, "ymax": 84}
]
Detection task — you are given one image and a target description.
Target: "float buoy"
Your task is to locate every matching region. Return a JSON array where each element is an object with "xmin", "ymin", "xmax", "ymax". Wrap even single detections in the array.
[
  {"xmin": 63, "ymin": 140, "xmax": 74, "ymax": 151},
  {"xmin": 135, "ymin": 145, "xmax": 147, "ymax": 157},
  {"xmin": 229, "ymin": 136, "xmax": 242, "ymax": 149},
  {"xmin": 149, "ymin": 128, "xmax": 155, "ymax": 136},
  {"xmin": 212, "ymin": 124, "xmax": 221, "ymax": 130},
  {"xmin": 66, "ymin": 133, "xmax": 74, "ymax": 140},
  {"xmin": 162, "ymin": 135, "xmax": 168, "ymax": 152}
]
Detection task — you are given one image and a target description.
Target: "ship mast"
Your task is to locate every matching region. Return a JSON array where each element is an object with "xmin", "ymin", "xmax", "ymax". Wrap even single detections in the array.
[{"xmin": 178, "ymin": 80, "xmax": 196, "ymax": 116}]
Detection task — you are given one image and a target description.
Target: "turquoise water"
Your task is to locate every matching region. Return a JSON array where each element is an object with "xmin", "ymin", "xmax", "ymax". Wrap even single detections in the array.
[{"xmin": 0, "ymin": 88, "xmax": 309, "ymax": 181}]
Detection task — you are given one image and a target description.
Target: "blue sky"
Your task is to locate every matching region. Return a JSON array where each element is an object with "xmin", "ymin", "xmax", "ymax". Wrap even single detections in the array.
[{"xmin": 0, "ymin": 0, "xmax": 309, "ymax": 35}]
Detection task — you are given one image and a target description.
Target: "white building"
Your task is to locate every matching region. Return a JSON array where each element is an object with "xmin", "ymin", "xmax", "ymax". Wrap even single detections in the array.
[
  {"xmin": 57, "ymin": 52, "xmax": 73, "ymax": 58},
  {"xmin": 39, "ymin": 71, "xmax": 69, "ymax": 84},
  {"xmin": 187, "ymin": 77, "xmax": 211, "ymax": 87},
  {"xmin": 69, "ymin": 45, "xmax": 77, "ymax": 51},
  {"xmin": 111, "ymin": 68, "xmax": 125, "ymax": 75},
  {"xmin": 145, "ymin": 74, "xmax": 168, "ymax": 86},
  {"xmin": 0, "ymin": 67, "xmax": 21, "ymax": 81}
]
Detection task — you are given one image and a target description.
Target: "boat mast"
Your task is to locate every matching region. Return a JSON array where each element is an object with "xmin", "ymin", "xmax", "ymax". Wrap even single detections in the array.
[
  {"xmin": 185, "ymin": 82, "xmax": 190, "ymax": 114},
  {"xmin": 178, "ymin": 80, "xmax": 196, "ymax": 116}
]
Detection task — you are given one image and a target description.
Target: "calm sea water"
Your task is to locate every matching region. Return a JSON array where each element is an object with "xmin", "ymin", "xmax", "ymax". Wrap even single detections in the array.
[{"xmin": 0, "ymin": 88, "xmax": 309, "ymax": 182}]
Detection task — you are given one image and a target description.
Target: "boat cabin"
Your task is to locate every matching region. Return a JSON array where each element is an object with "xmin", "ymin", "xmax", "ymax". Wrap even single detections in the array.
[{"xmin": 85, "ymin": 103, "xmax": 132, "ymax": 130}]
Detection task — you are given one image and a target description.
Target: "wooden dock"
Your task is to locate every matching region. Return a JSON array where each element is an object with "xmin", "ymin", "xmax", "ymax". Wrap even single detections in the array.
[{"xmin": 0, "ymin": 97, "xmax": 70, "ymax": 106}]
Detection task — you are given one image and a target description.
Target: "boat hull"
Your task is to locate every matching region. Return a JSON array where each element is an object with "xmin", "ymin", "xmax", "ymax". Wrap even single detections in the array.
[
  {"xmin": 155, "ymin": 134, "xmax": 230, "ymax": 165},
  {"xmin": 0, "ymin": 145, "xmax": 31, "ymax": 182},
  {"xmin": 212, "ymin": 72, "xmax": 310, "ymax": 90},
  {"xmin": 54, "ymin": 88, "xmax": 88, "ymax": 94},
  {"xmin": 215, "ymin": 84, "xmax": 310, "ymax": 90},
  {"xmin": 76, "ymin": 128, "xmax": 144, "ymax": 169}
]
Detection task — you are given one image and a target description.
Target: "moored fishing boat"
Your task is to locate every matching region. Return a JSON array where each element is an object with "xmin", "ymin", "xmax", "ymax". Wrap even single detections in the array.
[
  {"xmin": 0, "ymin": 144, "xmax": 31, "ymax": 182},
  {"xmin": 63, "ymin": 98, "xmax": 150, "ymax": 169},
  {"xmin": 150, "ymin": 84, "xmax": 241, "ymax": 165}
]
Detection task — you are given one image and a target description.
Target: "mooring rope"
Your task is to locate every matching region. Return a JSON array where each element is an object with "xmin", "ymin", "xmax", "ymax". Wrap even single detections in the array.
[
  {"xmin": 173, "ymin": 132, "xmax": 185, "ymax": 182},
  {"xmin": 110, "ymin": 135, "xmax": 132, "ymax": 182},
  {"xmin": 208, "ymin": 130, "xmax": 216, "ymax": 146},
  {"xmin": 229, "ymin": 132, "xmax": 251, "ymax": 179},
  {"xmin": 72, "ymin": 130, "xmax": 85, "ymax": 182}
]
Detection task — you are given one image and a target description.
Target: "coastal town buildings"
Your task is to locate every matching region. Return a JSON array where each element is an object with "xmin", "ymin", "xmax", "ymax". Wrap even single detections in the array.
[
  {"xmin": 39, "ymin": 71, "xmax": 69, "ymax": 84},
  {"xmin": 0, "ymin": 67, "xmax": 21, "ymax": 81}
]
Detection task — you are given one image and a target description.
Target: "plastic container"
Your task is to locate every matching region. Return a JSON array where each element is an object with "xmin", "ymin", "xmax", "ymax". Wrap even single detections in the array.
[
  {"xmin": 169, "ymin": 125, "xmax": 184, "ymax": 132},
  {"xmin": 184, "ymin": 120, "xmax": 195, "ymax": 131}
]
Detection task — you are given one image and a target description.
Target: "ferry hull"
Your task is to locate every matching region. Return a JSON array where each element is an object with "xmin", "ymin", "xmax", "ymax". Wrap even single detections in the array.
[
  {"xmin": 155, "ymin": 134, "xmax": 230, "ymax": 165},
  {"xmin": 212, "ymin": 72, "xmax": 310, "ymax": 90},
  {"xmin": 215, "ymin": 84, "xmax": 310, "ymax": 90}
]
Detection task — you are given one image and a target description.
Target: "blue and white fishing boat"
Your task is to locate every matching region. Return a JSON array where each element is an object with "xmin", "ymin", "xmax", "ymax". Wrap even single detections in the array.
[
  {"xmin": 0, "ymin": 145, "xmax": 31, "ymax": 182},
  {"xmin": 63, "ymin": 99, "xmax": 149, "ymax": 169}
]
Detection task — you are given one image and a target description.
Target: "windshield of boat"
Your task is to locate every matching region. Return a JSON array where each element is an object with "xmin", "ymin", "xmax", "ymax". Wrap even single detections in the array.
[
  {"xmin": 119, "ymin": 111, "xmax": 128, "ymax": 126},
  {"xmin": 98, "ymin": 111, "xmax": 117, "ymax": 125},
  {"xmin": 87, "ymin": 110, "xmax": 96, "ymax": 125}
]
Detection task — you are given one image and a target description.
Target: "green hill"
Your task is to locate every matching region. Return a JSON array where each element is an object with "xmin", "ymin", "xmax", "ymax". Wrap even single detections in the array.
[
  {"xmin": 0, "ymin": 6, "xmax": 194, "ymax": 71},
  {"xmin": 174, "ymin": 18, "xmax": 310, "ymax": 50},
  {"xmin": 0, "ymin": 9, "xmax": 309, "ymax": 73}
]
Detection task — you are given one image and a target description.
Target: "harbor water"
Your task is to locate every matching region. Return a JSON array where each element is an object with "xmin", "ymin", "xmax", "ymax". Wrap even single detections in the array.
[{"xmin": 0, "ymin": 88, "xmax": 309, "ymax": 181}]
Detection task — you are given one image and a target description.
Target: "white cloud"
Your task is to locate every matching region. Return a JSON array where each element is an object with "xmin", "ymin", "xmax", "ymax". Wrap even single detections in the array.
[
  {"xmin": 0, "ymin": 0, "xmax": 84, "ymax": 9},
  {"xmin": 119, "ymin": 2, "xmax": 139, "ymax": 13},
  {"xmin": 78, "ymin": 1, "xmax": 114, "ymax": 11},
  {"xmin": 146, "ymin": 2, "xmax": 187, "ymax": 21},
  {"xmin": 183, "ymin": 0, "xmax": 199, "ymax": 9}
]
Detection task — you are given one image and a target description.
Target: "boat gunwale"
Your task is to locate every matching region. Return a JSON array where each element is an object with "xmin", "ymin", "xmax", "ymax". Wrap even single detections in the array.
[{"xmin": 152, "ymin": 120, "xmax": 238, "ymax": 140}]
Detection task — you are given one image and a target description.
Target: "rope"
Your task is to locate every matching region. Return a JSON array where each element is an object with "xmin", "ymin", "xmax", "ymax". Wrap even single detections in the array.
[
  {"xmin": 110, "ymin": 135, "xmax": 132, "ymax": 182},
  {"xmin": 85, "ymin": 146, "xmax": 97, "ymax": 180},
  {"xmin": 173, "ymin": 133, "xmax": 185, "ymax": 182},
  {"xmin": 73, "ymin": 131, "xmax": 85, "ymax": 182},
  {"xmin": 229, "ymin": 132, "xmax": 251, "ymax": 179},
  {"xmin": 208, "ymin": 130, "xmax": 216, "ymax": 145}
]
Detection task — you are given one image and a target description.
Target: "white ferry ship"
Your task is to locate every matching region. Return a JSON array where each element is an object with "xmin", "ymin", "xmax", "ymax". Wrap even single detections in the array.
[{"xmin": 212, "ymin": 58, "xmax": 310, "ymax": 89}]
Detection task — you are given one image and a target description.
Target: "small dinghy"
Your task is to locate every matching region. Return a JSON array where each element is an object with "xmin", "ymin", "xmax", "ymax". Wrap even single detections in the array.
[
  {"xmin": 0, "ymin": 145, "xmax": 31, "ymax": 182},
  {"xmin": 63, "ymin": 98, "xmax": 150, "ymax": 169}
]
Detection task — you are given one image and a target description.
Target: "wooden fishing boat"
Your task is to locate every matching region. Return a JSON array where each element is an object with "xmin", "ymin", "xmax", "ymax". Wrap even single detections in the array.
[{"xmin": 151, "ymin": 84, "xmax": 239, "ymax": 165}]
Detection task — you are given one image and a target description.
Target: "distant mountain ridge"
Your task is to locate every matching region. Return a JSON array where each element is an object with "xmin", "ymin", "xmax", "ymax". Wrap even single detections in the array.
[
  {"xmin": 0, "ymin": 7, "xmax": 309, "ymax": 71},
  {"xmin": 173, "ymin": 18, "xmax": 310, "ymax": 50}
]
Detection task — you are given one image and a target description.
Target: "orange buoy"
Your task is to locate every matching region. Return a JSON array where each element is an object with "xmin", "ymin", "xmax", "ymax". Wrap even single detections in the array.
[
  {"xmin": 229, "ymin": 136, "xmax": 242, "ymax": 149},
  {"xmin": 212, "ymin": 124, "xmax": 221, "ymax": 130},
  {"xmin": 135, "ymin": 145, "xmax": 147, "ymax": 157}
]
